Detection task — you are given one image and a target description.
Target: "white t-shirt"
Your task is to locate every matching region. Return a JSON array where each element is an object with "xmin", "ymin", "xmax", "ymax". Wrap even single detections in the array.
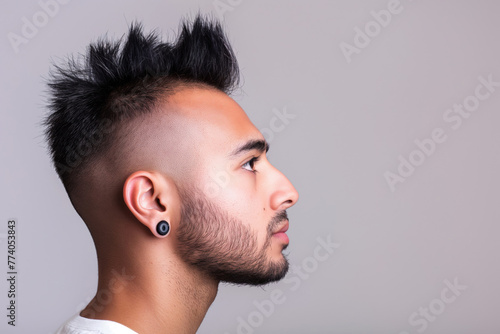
[{"xmin": 54, "ymin": 314, "xmax": 138, "ymax": 334}]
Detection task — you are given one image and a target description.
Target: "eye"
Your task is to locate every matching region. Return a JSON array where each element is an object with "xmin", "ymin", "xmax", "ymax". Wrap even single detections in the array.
[{"xmin": 242, "ymin": 156, "xmax": 260, "ymax": 173}]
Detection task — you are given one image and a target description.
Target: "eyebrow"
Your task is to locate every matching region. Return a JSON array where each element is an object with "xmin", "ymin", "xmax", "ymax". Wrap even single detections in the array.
[{"xmin": 229, "ymin": 139, "xmax": 270, "ymax": 157}]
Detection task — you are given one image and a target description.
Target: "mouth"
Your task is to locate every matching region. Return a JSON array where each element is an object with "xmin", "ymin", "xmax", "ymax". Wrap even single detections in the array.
[
  {"xmin": 273, "ymin": 220, "xmax": 289, "ymax": 234},
  {"xmin": 272, "ymin": 220, "xmax": 289, "ymax": 244}
]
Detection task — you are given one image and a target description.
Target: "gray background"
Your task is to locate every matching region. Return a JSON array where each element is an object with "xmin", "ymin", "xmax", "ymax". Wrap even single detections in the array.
[{"xmin": 1, "ymin": 0, "xmax": 499, "ymax": 333}]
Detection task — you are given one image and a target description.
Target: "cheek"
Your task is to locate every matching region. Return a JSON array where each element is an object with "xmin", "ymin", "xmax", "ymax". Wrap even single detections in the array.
[
  {"xmin": 188, "ymin": 158, "xmax": 233, "ymax": 199},
  {"xmin": 222, "ymin": 179, "xmax": 271, "ymax": 243},
  {"xmin": 221, "ymin": 186, "xmax": 258, "ymax": 220},
  {"xmin": 220, "ymin": 172, "xmax": 260, "ymax": 209},
  {"xmin": 195, "ymin": 161, "xmax": 270, "ymax": 237},
  {"xmin": 200, "ymin": 158, "xmax": 256, "ymax": 206}
]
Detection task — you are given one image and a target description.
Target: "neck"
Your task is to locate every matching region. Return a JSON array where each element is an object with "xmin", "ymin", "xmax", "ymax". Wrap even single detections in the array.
[{"xmin": 81, "ymin": 247, "xmax": 219, "ymax": 333}]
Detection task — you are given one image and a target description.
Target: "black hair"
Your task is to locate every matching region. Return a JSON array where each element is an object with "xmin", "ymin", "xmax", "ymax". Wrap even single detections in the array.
[{"xmin": 43, "ymin": 14, "xmax": 240, "ymax": 193}]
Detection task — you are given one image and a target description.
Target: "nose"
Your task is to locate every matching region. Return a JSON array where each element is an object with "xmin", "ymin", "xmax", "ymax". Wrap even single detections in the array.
[{"xmin": 268, "ymin": 165, "xmax": 299, "ymax": 212}]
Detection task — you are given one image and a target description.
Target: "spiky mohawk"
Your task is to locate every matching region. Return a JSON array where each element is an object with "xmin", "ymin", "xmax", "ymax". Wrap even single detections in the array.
[{"xmin": 44, "ymin": 15, "xmax": 240, "ymax": 193}]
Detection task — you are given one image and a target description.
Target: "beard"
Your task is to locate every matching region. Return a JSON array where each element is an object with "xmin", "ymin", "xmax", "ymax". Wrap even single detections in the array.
[{"xmin": 176, "ymin": 186, "xmax": 289, "ymax": 286}]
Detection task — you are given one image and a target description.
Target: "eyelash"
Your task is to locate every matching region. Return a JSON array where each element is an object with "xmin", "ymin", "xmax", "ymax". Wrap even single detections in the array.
[{"xmin": 242, "ymin": 156, "xmax": 261, "ymax": 173}]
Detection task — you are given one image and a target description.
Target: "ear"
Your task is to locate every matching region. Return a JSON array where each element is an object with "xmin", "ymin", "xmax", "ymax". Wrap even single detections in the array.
[{"xmin": 123, "ymin": 171, "xmax": 175, "ymax": 238}]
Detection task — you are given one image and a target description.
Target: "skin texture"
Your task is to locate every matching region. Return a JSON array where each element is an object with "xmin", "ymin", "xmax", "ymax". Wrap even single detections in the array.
[{"xmin": 76, "ymin": 87, "xmax": 299, "ymax": 333}]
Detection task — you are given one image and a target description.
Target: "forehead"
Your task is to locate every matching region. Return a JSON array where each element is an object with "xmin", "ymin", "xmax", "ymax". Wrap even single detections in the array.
[{"xmin": 163, "ymin": 87, "xmax": 263, "ymax": 151}]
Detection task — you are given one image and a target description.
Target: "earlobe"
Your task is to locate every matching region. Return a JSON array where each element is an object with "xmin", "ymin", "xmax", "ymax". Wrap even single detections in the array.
[{"xmin": 123, "ymin": 171, "xmax": 171, "ymax": 238}]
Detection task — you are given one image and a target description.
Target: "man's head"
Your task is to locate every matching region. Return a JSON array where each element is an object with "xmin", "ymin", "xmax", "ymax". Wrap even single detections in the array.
[{"xmin": 44, "ymin": 15, "xmax": 298, "ymax": 286}]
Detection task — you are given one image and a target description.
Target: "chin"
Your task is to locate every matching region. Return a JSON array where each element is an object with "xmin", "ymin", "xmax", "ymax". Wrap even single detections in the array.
[{"xmin": 217, "ymin": 257, "xmax": 290, "ymax": 286}]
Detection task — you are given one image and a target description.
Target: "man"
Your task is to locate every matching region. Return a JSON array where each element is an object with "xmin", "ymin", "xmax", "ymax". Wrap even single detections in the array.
[{"xmin": 47, "ymin": 15, "xmax": 299, "ymax": 334}]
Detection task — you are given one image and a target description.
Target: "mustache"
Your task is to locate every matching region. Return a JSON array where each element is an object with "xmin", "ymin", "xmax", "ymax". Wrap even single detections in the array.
[{"xmin": 268, "ymin": 210, "xmax": 288, "ymax": 234}]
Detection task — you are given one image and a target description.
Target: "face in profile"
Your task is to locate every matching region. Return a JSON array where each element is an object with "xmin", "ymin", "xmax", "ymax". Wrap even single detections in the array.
[
  {"xmin": 46, "ymin": 15, "xmax": 299, "ymax": 333},
  {"xmin": 161, "ymin": 88, "xmax": 299, "ymax": 285}
]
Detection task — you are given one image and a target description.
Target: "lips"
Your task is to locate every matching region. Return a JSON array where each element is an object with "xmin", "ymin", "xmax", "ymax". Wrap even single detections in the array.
[{"xmin": 273, "ymin": 220, "xmax": 289, "ymax": 234}]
